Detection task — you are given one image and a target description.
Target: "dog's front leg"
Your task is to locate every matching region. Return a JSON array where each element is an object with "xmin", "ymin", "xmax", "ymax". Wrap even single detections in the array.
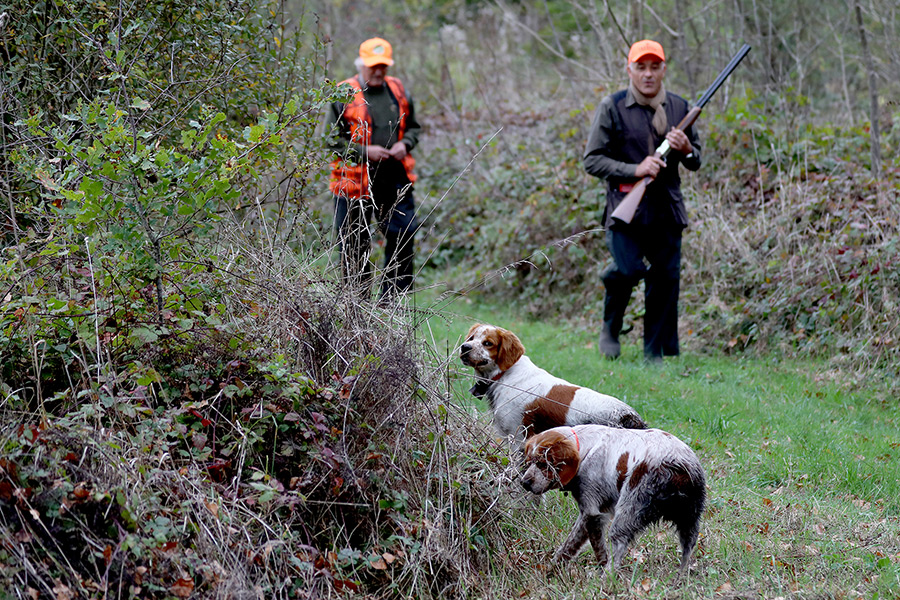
[
  {"xmin": 584, "ymin": 513, "xmax": 610, "ymax": 565},
  {"xmin": 553, "ymin": 514, "xmax": 589, "ymax": 564}
]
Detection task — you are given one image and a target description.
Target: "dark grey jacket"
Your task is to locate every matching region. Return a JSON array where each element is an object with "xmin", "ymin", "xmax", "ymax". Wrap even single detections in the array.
[{"xmin": 584, "ymin": 88, "xmax": 702, "ymax": 228}]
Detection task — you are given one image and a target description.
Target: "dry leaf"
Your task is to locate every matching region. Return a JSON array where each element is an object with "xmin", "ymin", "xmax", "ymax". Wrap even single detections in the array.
[
  {"xmin": 15, "ymin": 529, "xmax": 33, "ymax": 543},
  {"xmin": 370, "ymin": 557, "xmax": 388, "ymax": 570},
  {"xmin": 716, "ymin": 581, "xmax": 733, "ymax": 593},
  {"xmin": 382, "ymin": 552, "xmax": 397, "ymax": 564},
  {"xmin": 333, "ymin": 579, "xmax": 358, "ymax": 593},
  {"xmin": 52, "ymin": 580, "xmax": 74, "ymax": 600},
  {"xmin": 191, "ymin": 432, "xmax": 207, "ymax": 449},
  {"xmin": 170, "ymin": 577, "xmax": 194, "ymax": 598},
  {"xmin": 641, "ymin": 577, "xmax": 652, "ymax": 591},
  {"xmin": 205, "ymin": 501, "xmax": 219, "ymax": 518}
]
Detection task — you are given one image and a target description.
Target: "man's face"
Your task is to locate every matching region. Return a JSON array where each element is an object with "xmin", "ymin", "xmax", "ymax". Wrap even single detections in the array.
[
  {"xmin": 628, "ymin": 57, "xmax": 666, "ymax": 96},
  {"xmin": 361, "ymin": 63, "xmax": 388, "ymax": 87}
]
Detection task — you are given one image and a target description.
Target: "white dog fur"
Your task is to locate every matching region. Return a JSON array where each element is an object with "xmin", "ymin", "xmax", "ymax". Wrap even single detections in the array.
[
  {"xmin": 459, "ymin": 324, "xmax": 646, "ymax": 441},
  {"xmin": 521, "ymin": 424, "xmax": 706, "ymax": 577}
]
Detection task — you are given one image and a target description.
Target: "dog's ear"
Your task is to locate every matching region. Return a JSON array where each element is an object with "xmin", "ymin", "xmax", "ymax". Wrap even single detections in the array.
[
  {"xmin": 523, "ymin": 434, "xmax": 539, "ymax": 459},
  {"xmin": 496, "ymin": 328, "xmax": 525, "ymax": 371},
  {"xmin": 550, "ymin": 437, "xmax": 581, "ymax": 487}
]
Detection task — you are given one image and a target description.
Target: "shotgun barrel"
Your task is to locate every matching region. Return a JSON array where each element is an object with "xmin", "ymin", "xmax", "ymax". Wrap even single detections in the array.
[{"xmin": 610, "ymin": 44, "xmax": 751, "ymax": 225}]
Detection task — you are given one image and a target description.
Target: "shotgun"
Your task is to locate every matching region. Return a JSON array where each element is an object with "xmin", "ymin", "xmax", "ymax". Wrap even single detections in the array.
[{"xmin": 610, "ymin": 43, "xmax": 751, "ymax": 224}]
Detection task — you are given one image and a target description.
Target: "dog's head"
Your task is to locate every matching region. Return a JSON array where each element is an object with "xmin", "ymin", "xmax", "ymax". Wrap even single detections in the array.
[
  {"xmin": 459, "ymin": 323, "xmax": 525, "ymax": 376},
  {"xmin": 521, "ymin": 429, "xmax": 581, "ymax": 495}
]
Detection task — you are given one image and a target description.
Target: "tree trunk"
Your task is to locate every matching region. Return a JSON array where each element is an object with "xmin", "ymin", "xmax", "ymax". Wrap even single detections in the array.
[{"xmin": 854, "ymin": 1, "xmax": 881, "ymax": 178}]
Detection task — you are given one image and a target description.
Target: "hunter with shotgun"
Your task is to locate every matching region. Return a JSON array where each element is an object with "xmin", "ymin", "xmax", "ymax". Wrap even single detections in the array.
[{"xmin": 585, "ymin": 40, "xmax": 750, "ymax": 362}]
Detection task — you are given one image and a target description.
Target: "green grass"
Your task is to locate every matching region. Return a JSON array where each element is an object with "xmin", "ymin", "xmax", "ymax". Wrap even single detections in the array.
[{"xmin": 414, "ymin": 290, "xmax": 900, "ymax": 598}]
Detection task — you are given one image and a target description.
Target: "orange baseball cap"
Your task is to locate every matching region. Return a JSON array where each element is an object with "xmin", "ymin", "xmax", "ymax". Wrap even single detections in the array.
[
  {"xmin": 359, "ymin": 37, "xmax": 394, "ymax": 67},
  {"xmin": 628, "ymin": 39, "xmax": 665, "ymax": 63}
]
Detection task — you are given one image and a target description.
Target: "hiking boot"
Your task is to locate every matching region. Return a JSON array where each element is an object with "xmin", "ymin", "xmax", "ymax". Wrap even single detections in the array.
[{"xmin": 599, "ymin": 325, "xmax": 621, "ymax": 359}]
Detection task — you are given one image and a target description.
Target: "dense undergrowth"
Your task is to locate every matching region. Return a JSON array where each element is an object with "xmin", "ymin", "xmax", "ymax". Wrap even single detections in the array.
[
  {"xmin": 0, "ymin": 2, "xmax": 531, "ymax": 597},
  {"xmin": 2, "ymin": 0, "xmax": 900, "ymax": 598}
]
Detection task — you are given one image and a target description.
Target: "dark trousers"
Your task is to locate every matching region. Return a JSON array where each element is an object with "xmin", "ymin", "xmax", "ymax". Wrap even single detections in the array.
[
  {"xmin": 333, "ymin": 167, "xmax": 417, "ymax": 299},
  {"xmin": 602, "ymin": 226, "xmax": 682, "ymax": 359}
]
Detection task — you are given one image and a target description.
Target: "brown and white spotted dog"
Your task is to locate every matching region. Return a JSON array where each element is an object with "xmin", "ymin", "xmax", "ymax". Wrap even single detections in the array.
[
  {"xmin": 459, "ymin": 324, "xmax": 646, "ymax": 442},
  {"xmin": 521, "ymin": 425, "xmax": 706, "ymax": 577}
]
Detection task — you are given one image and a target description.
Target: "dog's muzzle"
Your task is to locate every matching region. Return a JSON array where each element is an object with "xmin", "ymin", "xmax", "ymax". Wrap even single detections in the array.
[
  {"xmin": 521, "ymin": 474, "xmax": 542, "ymax": 495},
  {"xmin": 459, "ymin": 343, "xmax": 476, "ymax": 366}
]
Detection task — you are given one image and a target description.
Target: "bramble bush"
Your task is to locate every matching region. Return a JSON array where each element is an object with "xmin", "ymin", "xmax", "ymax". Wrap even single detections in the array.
[{"xmin": 1, "ymin": 1, "xmax": 536, "ymax": 597}]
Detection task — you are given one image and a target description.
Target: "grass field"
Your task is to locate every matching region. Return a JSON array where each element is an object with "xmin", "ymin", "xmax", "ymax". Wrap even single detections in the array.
[{"xmin": 414, "ymin": 291, "xmax": 900, "ymax": 598}]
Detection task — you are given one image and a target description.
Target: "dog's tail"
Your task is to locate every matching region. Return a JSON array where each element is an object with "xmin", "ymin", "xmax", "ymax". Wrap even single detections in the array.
[
  {"xmin": 662, "ymin": 459, "xmax": 706, "ymax": 574},
  {"xmin": 661, "ymin": 459, "xmax": 707, "ymax": 519}
]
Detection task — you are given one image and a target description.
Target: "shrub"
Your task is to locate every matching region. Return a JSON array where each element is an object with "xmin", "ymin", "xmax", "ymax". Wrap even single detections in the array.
[{"xmin": 0, "ymin": 2, "xmax": 530, "ymax": 597}]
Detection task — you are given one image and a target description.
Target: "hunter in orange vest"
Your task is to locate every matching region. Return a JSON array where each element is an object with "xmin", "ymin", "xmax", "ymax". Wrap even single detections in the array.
[{"xmin": 324, "ymin": 37, "xmax": 422, "ymax": 300}]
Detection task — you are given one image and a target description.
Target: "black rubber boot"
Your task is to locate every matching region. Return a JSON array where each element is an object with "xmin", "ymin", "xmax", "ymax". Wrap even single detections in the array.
[{"xmin": 599, "ymin": 323, "xmax": 621, "ymax": 359}]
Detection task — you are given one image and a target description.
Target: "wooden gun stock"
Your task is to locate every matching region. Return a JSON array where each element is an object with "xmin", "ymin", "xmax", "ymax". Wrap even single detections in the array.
[
  {"xmin": 610, "ymin": 106, "xmax": 702, "ymax": 224},
  {"xmin": 609, "ymin": 44, "xmax": 751, "ymax": 225}
]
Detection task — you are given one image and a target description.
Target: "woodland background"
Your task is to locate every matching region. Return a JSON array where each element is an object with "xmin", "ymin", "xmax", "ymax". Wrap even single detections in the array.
[{"xmin": 1, "ymin": 0, "xmax": 899, "ymax": 598}]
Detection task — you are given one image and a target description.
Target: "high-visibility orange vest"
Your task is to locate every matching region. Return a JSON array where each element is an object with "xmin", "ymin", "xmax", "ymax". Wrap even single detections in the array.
[{"xmin": 329, "ymin": 75, "xmax": 417, "ymax": 199}]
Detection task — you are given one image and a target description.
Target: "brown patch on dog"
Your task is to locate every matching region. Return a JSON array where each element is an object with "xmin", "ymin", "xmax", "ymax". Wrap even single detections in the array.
[
  {"xmin": 616, "ymin": 452, "xmax": 630, "ymax": 491},
  {"xmin": 495, "ymin": 328, "xmax": 525, "ymax": 371},
  {"xmin": 628, "ymin": 460, "xmax": 650, "ymax": 490},
  {"xmin": 667, "ymin": 464, "xmax": 692, "ymax": 489},
  {"xmin": 522, "ymin": 385, "xmax": 579, "ymax": 436}
]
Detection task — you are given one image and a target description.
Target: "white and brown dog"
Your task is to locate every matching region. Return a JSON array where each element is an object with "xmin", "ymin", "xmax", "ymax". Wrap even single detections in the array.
[
  {"xmin": 521, "ymin": 425, "xmax": 706, "ymax": 577},
  {"xmin": 459, "ymin": 324, "xmax": 646, "ymax": 441}
]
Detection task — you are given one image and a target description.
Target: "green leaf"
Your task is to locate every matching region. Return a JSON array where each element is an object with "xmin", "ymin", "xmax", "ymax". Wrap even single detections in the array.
[
  {"xmin": 79, "ymin": 177, "xmax": 104, "ymax": 199},
  {"xmin": 244, "ymin": 125, "xmax": 265, "ymax": 143},
  {"xmin": 131, "ymin": 327, "xmax": 159, "ymax": 345},
  {"xmin": 181, "ymin": 129, "xmax": 197, "ymax": 150},
  {"xmin": 136, "ymin": 369, "xmax": 162, "ymax": 386}
]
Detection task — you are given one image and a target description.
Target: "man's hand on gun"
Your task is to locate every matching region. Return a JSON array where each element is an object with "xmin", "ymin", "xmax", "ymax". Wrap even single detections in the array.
[
  {"xmin": 666, "ymin": 127, "xmax": 693, "ymax": 155},
  {"xmin": 636, "ymin": 155, "xmax": 667, "ymax": 178},
  {"xmin": 635, "ymin": 128, "xmax": 692, "ymax": 179}
]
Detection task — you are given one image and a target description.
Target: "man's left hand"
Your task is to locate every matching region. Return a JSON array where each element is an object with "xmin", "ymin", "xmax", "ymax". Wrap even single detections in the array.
[
  {"xmin": 388, "ymin": 142, "xmax": 408, "ymax": 160},
  {"xmin": 666, "ymin": 128, "xmax": 692, "ymax": 155}
]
